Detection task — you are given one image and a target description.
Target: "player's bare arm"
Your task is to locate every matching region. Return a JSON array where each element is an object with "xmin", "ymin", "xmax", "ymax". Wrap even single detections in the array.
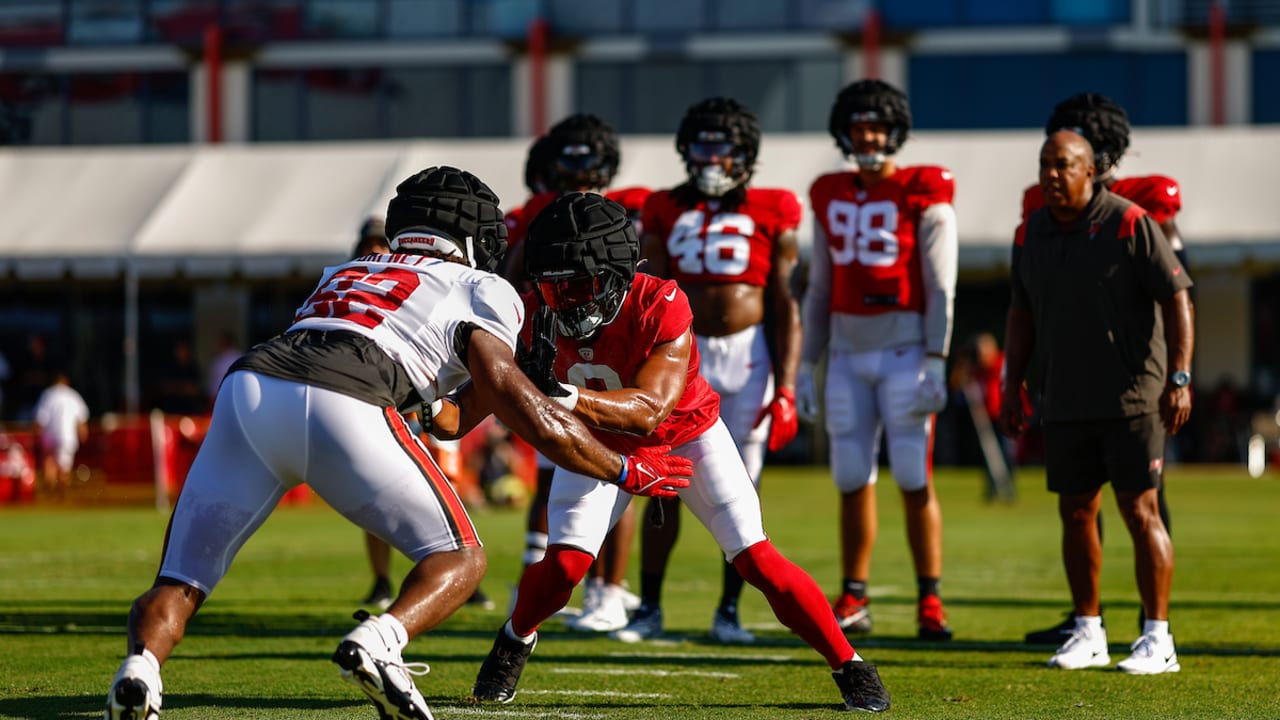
[
  {"xmin": 999, "ymin": 305, "xmax": 1036, "ymax": 438},
  {"xmin": 572, "ymin": 331, "xmax": 693, "ymax": 436},
  {"xmin": 767, "ymin": 227, "xmax": 802, "ymax": 390},
  {"xmin": 465, "ymin": 327, "xmax": 626, "ymax": 480},
  {"xmin": 1160, "ymin": 288, "xmax": 1195, "ymax": 435}
]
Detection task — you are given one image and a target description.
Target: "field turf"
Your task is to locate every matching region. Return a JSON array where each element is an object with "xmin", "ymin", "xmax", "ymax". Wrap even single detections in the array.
[{"xmin": 1, "ymin": 465, "xmax": 1277, "ymax": 719}]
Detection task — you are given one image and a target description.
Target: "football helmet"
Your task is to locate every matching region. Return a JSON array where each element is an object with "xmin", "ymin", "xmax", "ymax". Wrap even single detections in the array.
[
  {"xmin": 828, "ymin": 79, "xmax": 911, "ymax": 171},
  {"xmin": 545, "ymin": 113, "xmax": 621, "ymax": 193},
  {"xmin": 676, "ymin": 97, "xmax": 760, "ymax": 197},
  {"xmin": 524, "ymin": 134, "xmax": 557, "ymax": 195},
  {"xmin": 385, "ymin": 165, "xmax": 508, "ymax": 273},
  {"xmin": 1045, "ymin": 92, "xmax": 1130, "ymax": 179},
  {"xmin": 524, "ymin": 192, "xmax": 638, "ymax": 340}
]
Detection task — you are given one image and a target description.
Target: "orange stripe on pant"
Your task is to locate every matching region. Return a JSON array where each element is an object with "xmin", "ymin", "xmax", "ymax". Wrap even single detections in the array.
[{"xmin": 384, "ymin": 407, "xmax": 481, "ymax": 548}]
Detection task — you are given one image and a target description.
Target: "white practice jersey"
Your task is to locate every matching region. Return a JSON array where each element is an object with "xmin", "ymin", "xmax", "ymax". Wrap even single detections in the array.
[{"xmin": 290, "ymin": 253, "xmax": 523, "ymax": 404}]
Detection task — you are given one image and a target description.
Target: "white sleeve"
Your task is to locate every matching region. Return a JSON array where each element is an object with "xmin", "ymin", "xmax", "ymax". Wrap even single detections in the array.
[
  {"xmin": 800, "ymin": 223, "xmax": 834, "ymax": 363},
  {"xmin": 466, "ymin": 275, "xmax": 523, "ymax": 356},
  {"xmin": 918, "ymin": 203, "xmax": 958, "ymax": 357}
]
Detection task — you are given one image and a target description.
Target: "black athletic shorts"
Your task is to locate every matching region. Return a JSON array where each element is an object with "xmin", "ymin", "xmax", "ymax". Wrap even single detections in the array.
[{"xmin": 1043, "ymin": 413, "xmax": 1165, "ymax": 495}]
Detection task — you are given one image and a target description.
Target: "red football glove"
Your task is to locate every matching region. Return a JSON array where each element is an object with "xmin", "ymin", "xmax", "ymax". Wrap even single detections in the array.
[
  {"xmin": 754, "ymin": 387, "xmax": 799, "ymax": 452},
  {"xmin": 615, "ymin": 445, "xmax": 693, "ymax": 498}
]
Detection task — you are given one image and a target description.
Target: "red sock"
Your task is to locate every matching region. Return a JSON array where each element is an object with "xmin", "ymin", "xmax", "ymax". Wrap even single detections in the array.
[
  {"xmin": 734, "ymin": 540, "xmax": 854, "ymax": 669},
  {"xmin": 511, "ymin": 545, "xmax": 594, "ymax": 636}
]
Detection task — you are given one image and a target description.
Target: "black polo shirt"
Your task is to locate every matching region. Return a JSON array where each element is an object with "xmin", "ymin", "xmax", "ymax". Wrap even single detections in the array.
[{"xmin": 1011, "ymin": 186, "xmax": 1192, "ymax": 422}]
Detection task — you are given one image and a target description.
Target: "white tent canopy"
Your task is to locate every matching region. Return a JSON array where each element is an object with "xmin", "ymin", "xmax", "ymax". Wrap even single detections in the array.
[{"xmin": 2, "ymin": 126, "xmax": 1280, "ymax": 279}]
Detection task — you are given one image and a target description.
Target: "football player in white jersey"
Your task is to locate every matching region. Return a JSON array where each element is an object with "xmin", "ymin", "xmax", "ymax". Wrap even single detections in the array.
[
  {"xmin": 800, "ymin": 80, "xmax": 958, "ymax": 641},
  {"xmin": 104, "ymin": 167, "xmax": 693, "ymax": 720}
]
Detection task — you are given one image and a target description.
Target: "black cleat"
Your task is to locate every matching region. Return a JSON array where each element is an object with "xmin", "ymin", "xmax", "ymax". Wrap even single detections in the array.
[
  {"xmin": 832, "ymin": 660, "xmax": 891, "ymax": 713},
  {"xmin": 472, "ymin": 627, "xmax": 537, "ymax": 703},
  {"xmin": 1025, "ymin": 612, "xmax": 1104, "ymax": 645}
]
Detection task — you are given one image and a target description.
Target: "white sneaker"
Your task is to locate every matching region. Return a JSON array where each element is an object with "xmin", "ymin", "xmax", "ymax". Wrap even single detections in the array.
[
  {"xmin": 1047, "ymin": 618, "xmax": 1111, "ymax": 670},
  {"xmin": 332, "ymin": 612, "xmax": 434, "ymax": 720},
  {"xmin": 569, "ymin": 584, "xmax": 629, "ymax": 632},
  {"xmin": 1116, "ymin": 632, "xmax": 1180, "ymax": 674},
  {"xmin": 617, "ymin": 583, "xmax": 642, "ymax": 612},
  {"xmin": 709, "ymin": 610, "xmax": 756, "ymax": 644},
  {"xmin": 105, "ymin": 653, "xmax": 162, "ymax": 720},
  {"xmin": 610, "ymin": 607, "xmax": 663, "ymax": 643}
]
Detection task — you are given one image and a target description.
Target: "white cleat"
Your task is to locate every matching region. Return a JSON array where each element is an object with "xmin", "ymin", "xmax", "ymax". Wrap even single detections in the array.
[
  {"xmin": 332, "ymin": 612, "xmax": 434, "ymax": 720},
  {"xmin": 568, "ymin": 583, "xmax": 630, "ymax": 632},
  {"xmin": 105, "ymin": 653, "xmax": 162, "ymax": 720},
  {"xmin": 1048, "ymin": 618, "xmax": 1111, "ymax": 670},
  {"xmin": 1116, "ymin": 632, "xmax": 1181, "ymax": 675}
]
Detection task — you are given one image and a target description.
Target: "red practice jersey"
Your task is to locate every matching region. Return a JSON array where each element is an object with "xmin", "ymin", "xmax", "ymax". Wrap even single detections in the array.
[
  {"xmin": 507, "ymin": 186, "xmax": 652, "ymax": 252},
  {"xmin": 809, "ymin": 165, "xmax": 955, "ymax": 316},
  {"xmin": 521, "ymin": 273, "xmax": 720, "ymax": 454},
  {"xmin": 642, "ymin": 187, "xmax": 801, "ymax": 288},
  {"xmin": 1022, "ymin": 175, "xmax": 1181, "ymax": 224}
]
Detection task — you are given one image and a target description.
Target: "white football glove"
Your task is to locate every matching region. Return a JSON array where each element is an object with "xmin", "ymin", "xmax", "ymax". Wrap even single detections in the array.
[
  {"xmin": 795, "ymin": 361, "xmax": 819, "ymax": 424},
  {"xmin": 911, "ymin": 356, "xmax": 948, "ymax": 415}
]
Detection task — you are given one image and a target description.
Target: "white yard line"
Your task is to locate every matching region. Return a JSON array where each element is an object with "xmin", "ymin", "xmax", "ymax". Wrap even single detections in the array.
[
  {"xmin": 551, "ymin": 667, "xmax": 739, "ymax": 679},
  {"xmin": 609, "ymin": 650, "xmax": 794, "ymax": 662}
]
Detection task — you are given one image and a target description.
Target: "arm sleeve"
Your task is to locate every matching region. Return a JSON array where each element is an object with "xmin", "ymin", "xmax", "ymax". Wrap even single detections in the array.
[
  {"xmin": 918, "ymin": 203, "xmax": 958, "ymax": 356},
  {"xmin": 1133, "ymin": 214, "xmax": 1193, "ymax": 302},
  {"xmin": 800, "ymin": 222, "xmax": 834, "ymax": 363},
  {"xmin": 1010, "ymin": 230, "xmax": 1029, "ymax": 311}
]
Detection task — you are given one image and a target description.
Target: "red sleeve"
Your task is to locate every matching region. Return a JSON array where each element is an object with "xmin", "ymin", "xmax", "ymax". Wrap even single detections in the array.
[
  {"xmin": 1021, "ymin": 184, "xmax": 1044, "ymax": 222},
  {"xmin": 808, "ymin": 173, "xmax": 841, "ymax": 213},
  {"xmin": 638, "ymin": 277, "xmax": 693, "ymax": 346},
  {"xmin": 771, "ymin": 187, "xmax": 802, "ymax": 230},
  {"xmin": 904, "ymin": 165, "xmax": 955, "ymax": 211}
]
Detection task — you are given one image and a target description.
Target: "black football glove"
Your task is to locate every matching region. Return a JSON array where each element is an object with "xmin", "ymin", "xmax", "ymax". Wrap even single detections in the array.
[{"xmin": 517, "ymin": 306, "xmax": 568, "ymax": 398}]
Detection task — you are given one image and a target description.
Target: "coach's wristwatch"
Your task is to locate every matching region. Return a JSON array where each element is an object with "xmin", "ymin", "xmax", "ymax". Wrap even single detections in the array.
[{"xmin": 1169, "ymin": 370, "xmax": 1192, "ymax": 388}]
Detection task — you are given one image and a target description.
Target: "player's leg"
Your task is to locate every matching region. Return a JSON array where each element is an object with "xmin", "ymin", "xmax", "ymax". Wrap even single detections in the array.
[
  {"xmin": 1110, "ymin": 413, "xmax": 1179, "ymax": 673},
  {"xmin": 616, "ymin": 496, "xmax": 680, "ymax": 642},
  {"xmin": 307, "ymin": 384, "xmax": 486, "ymax": 720},
  {"xmin": 700, "ymin": 326, "xmax": 772, "ymax": 643},
  {"xmin": 879, "ymin": 345, "xmax": 950, "ymax": 639},
  {"xmin": 682, "ymin": 420, "xmax": 890, "ymax": 712},
  {"xmin": 826, "ymin": 349, "xmax": 882, "ymax": 633},
  {"xmin": 363, "ymin": 532, "xmax": 394, "ymax": 608},
  {"xmin": 1042, "ymin": 420, "xmax": 1111, "ymax": 669},
  {"xmin": 109, "ymin": 371, "xmax": 295, "ymax": 719},
  {"xmin": 474, "ymin": 469, "xmax": 624, "ymax": 702}
]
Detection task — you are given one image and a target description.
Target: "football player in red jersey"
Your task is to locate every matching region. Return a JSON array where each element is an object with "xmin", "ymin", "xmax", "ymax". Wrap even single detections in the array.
[
  {"xmin": 799, "ymin": 79, "xmax": 958, "ymax": 641},
  {"xmin": 632, "ymin": 96, "xmax": 802, "ymax": 644},
  {"xmin": 501, "ymin": 114, "xmax": 653, "ymax": 633},
  {"xmin": 467, "ymin": 192, "xmax": 890, "ymax": 713},
  {"xmin": 1019, "ymin": 92, "xmax": 1188, "ymax": 646}
]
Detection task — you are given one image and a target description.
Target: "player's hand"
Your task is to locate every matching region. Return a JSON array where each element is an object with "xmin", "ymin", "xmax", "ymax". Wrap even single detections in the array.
[
  {"xmin": 1160, "ymin": 385, "xmax": 1192, "ymax": 435},
  {"xmin": 910, "ymin": 356, "xmax": 948, "ymax": 415},
  {"xmin": 754, "ymin": 387, "xmax": 798, "ymax": 451},
  {"xmin": 795, "ymin": 361, "xmax": 819, "ymax": 424},
  {"xmin": 615, "ymin": 446, "xmax": 693, "ymax": 498},
  {"xmin": 998, "ymin": 389, "xmax": 1026, "ymax": 438},
  {"xmin": 517, "ymin": 306, "xmax": 573, "ymax": 400}
]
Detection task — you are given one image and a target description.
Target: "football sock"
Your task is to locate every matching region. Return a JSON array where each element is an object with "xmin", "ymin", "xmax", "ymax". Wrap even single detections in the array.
[
  {"xmin": 735, "ymin": 540, "xmax": 853, "ymax": 669},
  {"xmin": 522, "ymin": 531, "xmax": 548, "ymax": 566},
  {"xmin": 917, "ymin": 577, "xmax": 940, "ymax": 601},
  {"xmin": 842, "ymin": 579, "xmax": 868, "ymax": 601},
  {"xmin": 1143, "ymin": 619, "xmax": 1170, "ymax": 638},
  {"xmin": 718, "ymin": 560, "xmax": 745, "ymax": 617},
  {"xmin": 639, "ymin": 570, "xmax": 666, "ymax": 611},
  {"xmin": 511, "ymin": 545, "xmax": 593, "ymax": 636}
]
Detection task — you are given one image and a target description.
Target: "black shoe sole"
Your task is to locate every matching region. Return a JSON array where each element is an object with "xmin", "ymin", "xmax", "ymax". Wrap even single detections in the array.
[
  {"xmin": 332, "ymin": 641, "xmax": 430, "ymax": 720},
  {"xmin": 108, "ymin": 677, "xmax": 155, "ymax": 720}
]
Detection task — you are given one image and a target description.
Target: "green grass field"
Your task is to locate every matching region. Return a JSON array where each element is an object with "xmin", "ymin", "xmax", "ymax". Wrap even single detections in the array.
[{"xmin": 2, "ymin": 465, "xmax": 1278, "ymax": 719}]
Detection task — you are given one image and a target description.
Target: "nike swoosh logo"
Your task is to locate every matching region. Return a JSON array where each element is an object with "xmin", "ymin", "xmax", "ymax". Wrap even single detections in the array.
[{"xmin": 664, "ymin": 289, "xmax": 677, "ymax": 301}]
